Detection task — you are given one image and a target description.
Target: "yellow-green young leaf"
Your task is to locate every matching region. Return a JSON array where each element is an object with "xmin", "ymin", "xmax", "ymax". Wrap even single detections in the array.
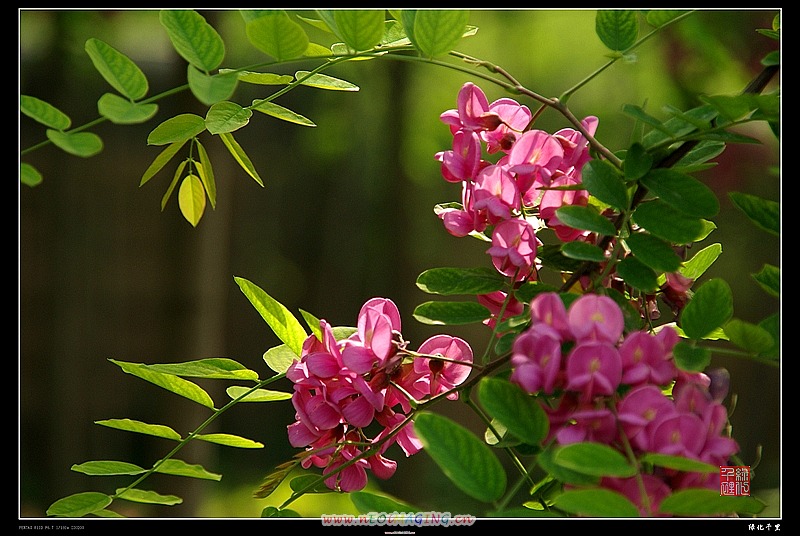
[
  {"xmin": 225, "ymin": 69, "xmax": 294, "ymax": 85},
  {"xmin": 95, "ymin": 418, "xmax": 183, "ymax": 441},
  {"xmin": 159, "ymin": 10, "xmax": 225, "ymax": 71},
  {"xmin": 234, "ymin": 276, "xmax": 308, "ymax": 355},
  {"xmin": 295, "ymin": 71, "xmax": 359, "ymax": 91},
  {"xmin": 71, "ymin": 460, "xmax": 146, "ymax": 476},
  {"xmin": 141, "ymin": 140, "xmax": 187, "ymax": 186},
  {"xmin": 46, "ymin": 492, "xmax": 113, "ymax": 517},
  {"xmin": 187, "ymin": 66, "xmax": 238, "ymax": 106},
  {"xmin": 205, "ymin": 101, "xmax": 252, "ymax": 135},
  {"xmin": 46, "ymin": 130, "xmax": 104, "ymax": 158},
  {"xmin": 194, "ymin": 433, "xmax": 264, "ymax": 448},
  {"xmin": 245, "ymin": 11, "xmax": 310, "ymax": 61},
  {"xmin": 681, "ymin": 243, "xmax": 722, "ymax": 280},
  {"xmin": 21, "ymin": 162, "xmax": 43, "ymax": 187},
  {"xmin": 115, "ymin": 488, "xmax": 183, "ymax": 506},
  {"xmin": 20, "ymin": 94, "xmax": 71, "ymax": 130},
  {"xmin": 161, "ymin": 159, "xmax": 187, "ymax": 211},
  {"xmin": 85, "ymin": 38, "xmax": 149, "ymax": 100},
  {"xmin": 147, "ymin": 113, "xmax": 206, "ymax": 146},
  {"xmin": 333, "ymin": 9, "xmax": 385, "ymax": 52},
  {"xmin": 109, "ymin": 359, "xmax": 215, "ymax": 408},
  {"xmin": 219, "ymin": 132, "xmax": 264, "ymax": 186},
  {"xmin": 146, "ymin": 357, "xmax": 258, "ymax": 380},
  {"xmin": 251, "ymin": 99, "xmax": 316, "ymax": 127},
  {"xmin": 97, "ymin": 93, "xmax": 158, "ymax": 124},
  {"xmin": 155, "ymin": 459, "xmax": 222, "ymax": 481},
  {"xmin": 178, "ymin": 174, "xmax": 207, "ymax": 227},
  {"xmin": 195, "ymin": 140, "xmax": 217, "ymax": 208},
  {"xmin": 263, "ymin": 344, "xmax": 299, "ymax": 374},
  {"xmin": 640, "ymin": 453, "xmax": 718, "ymax": 473},
  {"xmin": 226, "ymin": 385, "xmax": 292, "ymax": 402}
]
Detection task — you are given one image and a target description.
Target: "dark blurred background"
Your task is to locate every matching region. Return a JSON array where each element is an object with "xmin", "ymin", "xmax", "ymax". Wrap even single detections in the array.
[{"xmin": 19, "ymin": 9, "xmax": 780, "ymax": 518}]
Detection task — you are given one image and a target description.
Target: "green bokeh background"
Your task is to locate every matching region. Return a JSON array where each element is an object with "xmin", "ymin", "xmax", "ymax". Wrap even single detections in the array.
[{"xmin": 19, "ymin": 9, "xmax": 780, "ymax": 518}]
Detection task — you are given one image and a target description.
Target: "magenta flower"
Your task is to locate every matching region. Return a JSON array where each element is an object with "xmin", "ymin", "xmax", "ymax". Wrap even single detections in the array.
[
  {"xmin": 481, "ymin": 97, "xmax": 532, "ymax": 154},
  {"xmin": 472, "ymin": 164, "xmax": 521, "ymax": 223},
  {"xmin": 438, "ymin": 182, "xmax": 487, "ymax": 237},
  {"xmin": 616, "ymin": 384, "xmax": 676, "ymax": 452},
  {"xmin": 435, "ymin": 129, "xmax": 483, "ymax": 182},
  {"xmin": 506, "ymin": 129, "xmax": 564, "ymax": 193},
  {"xmin": 539, "ymin": 171, "xmax": 591, "ymax": 242},
  {"xmin": 529, "ymin": 292, "xmax": 571, "ymax": 339},
  {"xmin": 650, "ymin": 413, "xmax": 707, "ymax": 459},
  {"xmin": 564, "ymin": 340, "xmax": 622, "ymax": 401},
  {"xmin": 509, "ymin": 323, "xmax": 563, "ymax": 395},
  {"xmin": 477, "ymin": 290, "xmax": 524, "ymax": 332},
  {"xmin": 553, "ymin": 115, "xmax": 598, "ymax": 178},
  {"xmin": 567, "ymin": 293, "xmax": 624, "ymax": 344},
  {"xmin": 555, "ymin": 405, "xmax": 617, "ymax": 445},
  {"xmin": 486, "ymin": 218, "xmax": 539, "ymax": 280},
  {"xmin": 342, "ymin": 297, "xmax": 402, "ymax": 373},
  {"xmin": 414, "ymin": 334, "xmax": 473, "ymax": 400},
  {"xmin": 440, "ymin": 82, "xmax": 503, "ymax": 133},
  {"xmin": 619, "ymin": 330, "xmax": 677, "ymax": 387}
]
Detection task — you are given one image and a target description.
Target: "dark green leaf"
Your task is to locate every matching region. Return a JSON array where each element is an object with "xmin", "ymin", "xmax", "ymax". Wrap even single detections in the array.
[
  {"xmin": 554, "ymin": 442, "xmax": 637, "ymax": 478},
  {"xmin": 289, "ymin": 474, "xmax": 333, "ymax": 494},
  {"xmin": 729, "ymin": 191, "xmax": 779, "ymax": 236},
  {"xmin": 752, "ymin": 264, "xmax": 779, "ymax": 297},
  {"xmin": 659, "ymin": 488, "xmax": 765, "ymax": 516},
  {"xmin": 561, "ymin": 241, "xmax": 606, "ymax": 262},
  {"xmin": 414, "ymin": 411, "xmax": 506, "ymax": 502},
  {"xmin": 622, "ymin": 142, "xmax": 653, "ymax": 181},
  {"xmin": 538, "ymin": 444, "xmax": 598, "ymax": 486},
  {"xmin": 46, "ymin": 130, "xmax": 103, "ymax": 158},
  {"xmin": 350, "ymin": 491, "xmax": 418, "ymax": 514},
  {"xmin": 724, "ymin": 318, "xmax": 775, "ymax": 354},
  {"xmin": 624, "ymin": 232, "xmax": 682, "ymax": 273},
  {"xmin": 615, "ymin": 256, "xmax": 658, "ymax": 292},
  {"xmin": 640, "ymin": 168, "xmax": 719, "ymax": 219},
  {"xmin": 555, "ymin": 488, "xmax": 640, "ymax": 517},
  {"xmin": 412, "ymin": 301, "xmax": 490, "ymax": 325},
  {"xmin": 477, "ymin": 377, "xmax": 549, "ymax": 445},
  {"xmin": 632, "ymin": 200, "xmax": 706, "ymax": 245},
  {"xmin": 595, "ymin": 10, "xmax": 638, "ymax": 51},
  {"xmin": 672, "ymin": 340, "xmax": 711, "ymax": 372},
  {"xmin": 554, "ymin": 205, "xmax": 616, "ymax": 236},
  {"xmin": 680, "ymin": 278, "xmax": 733, "ymax": 340},
  {"xmin": 416, "ymin": 267, "xmax": 506, "ymax": 296},
  {"xmin": 582, "ymin": 159, "xmax": 629, "ymax": 211},
  {"xmin": 645, "ymin": 10, "xmax": 689, "ymax": 27}
]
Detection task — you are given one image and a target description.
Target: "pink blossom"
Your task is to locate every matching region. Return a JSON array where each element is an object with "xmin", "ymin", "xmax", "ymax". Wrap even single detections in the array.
[
  {"xmin": 506, "ymin": 129, "xmax": 564, "ymax": 195},
  {"xmin": 472, "ymin": 164, "xmax": 521, "ymax": 224},
  {"xmin": 438, "ymin": 182, "xmax": 487, "ymax": 237},
  {"xmin": 555, "ymin": 406, "xmax": 617, "ymax": 445},
  {"xmin": 509, "ymin": 323, "xmax": 563, "ymax": 395},
  {"xmin": 486, "ymin": 218, "xmax": 539, "ymax": 280},
  {"xmin": 481, "ymin": 97, "xmax": 532, "ymax": 154},
  {"xmin": 414, "ymin": 334, "xmax": 473, "ymax": 400},
  {"xmin": 567, "ymin": 293, "xmax": 624, "ymax": 344},
  {"xmin": 564, "ymin": 340, "xmax": 622, "ymax": 401},
  {"xmin": 616, "ymin": 384, "xmax": 676, "ymax": 452},
  {"xmin": 619, "ymin": 330, "xmax": 677, "ymax": 387},
  {"xmin": 440, "ymin": 82, "xmax": 503, "ymax": 133},
  {"xmin": 650, "ymin": 413, "xmax": 707, "ymax": 459},
  {"xmin": 435, "ymin": 129, "xmax": 483, "ymax": 182},
  {"xmin": 477, "ymin": 291, "xmax": 524, "ymax": 332},
  {"xmin": 553, "ymin": 115, "xmax": 598, "ymax": 178},
  {"xmin": 529, "ymin": 292, "xmax": 571, "ymax": 339},
  {"xmin": 538, "ymin": 171, "xmax": 591, "ymax": 242}
]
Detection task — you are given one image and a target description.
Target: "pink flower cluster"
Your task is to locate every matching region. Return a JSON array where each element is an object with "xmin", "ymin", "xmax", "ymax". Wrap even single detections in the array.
[
  {"xmin": 510, "ymin": 291, "xmax": 739, "ymax": 515},
  {"xmin": 286, "ymin": 297, "xmax": 473, "ymax": 492},
  {"xmin": 435, "ymin": 82, "xmax": 598, "ymax": 281}
]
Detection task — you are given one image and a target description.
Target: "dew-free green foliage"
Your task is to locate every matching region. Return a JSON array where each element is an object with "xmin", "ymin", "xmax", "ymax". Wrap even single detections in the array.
[{"xmin": 21, "ymin": 9, "xmax": 780, "ymax": 519}]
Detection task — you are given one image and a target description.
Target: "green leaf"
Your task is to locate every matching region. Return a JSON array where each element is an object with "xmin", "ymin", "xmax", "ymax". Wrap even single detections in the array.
[
  {"xmin": 333, "ymin": 10, "xmax": 385, "ymax": 51},
  {"xmin": 672, "ymin": 341, "xmax": 711, "ymax": 373},
  {"xmin": 632, "ymin": 200, "xmax": 706, "ymax": 245},
  {"xmin": 414, "ymin": 10, "xmax": 470, "ymax": 57},
  {"xmin": 622, "ymin": 104, "xmax": 673, "ymax": 136},
  {"xmin": 178, "ymin": 174, "xmax": 206, "ymax": 227},
  {"xmin": 263, "ymin": 344, "xmax": 300, "ymax": 374},
  {"xmin": 251, "ymin": 99, "xmax": 316, "ymax": 127},
  {"xmin": 582, "ymin": 159, "xmax": 629, "ymax": 211},
  {"xmin": 205, "ymin": 101, "xmax": 253, "ymax": 135},
  {"xmin": 147, "ymin": 113, "xmax": 206, "ymax": 146},
  {"xmin": 680, "ymin": 278, "xmax": 733, "ymax": 340},
  {"xmin": 162, "ymin": 159, "xmax": 186, "ymax": 210},
  {"xmin": 140, "ymin": 140, "xmax": 187, "ymax": 186},
  {"xmin": 146, "ymin": 358, "xmax": 259, "ymax": 380},
  {"xmin": 615, "ymin": 256, "xmax": 658, "ymax": 292},
  {"xmin": 71, "ymin": 460, "xmax": 145, "ymax": 476},
  {"xmin": 752, "ymin": 264, "xmax": 779, "ymax": 297},
  {"xmin": 218, "ymin": 131, "xmax": 264, "ymax": 186},
  {"xmin": 681, "ymin": 243, "xmax": 722, "ymax": 280},
  {"xmin": 228, "ymin": 70, "xmax": 294, "ymax": 85},
  {"xmin": 46, "ymin": 130, "xmax": 103, "ymax": 158},
  {"xmin": 20, "ymin": 95, "xmax": 71, "ymax": 130},
  {"xmin": 155, "ymin": 459, "xmax": 222, "ymax": 481},
  {"xmin": 701, "ymin": 93, "xmax": 780, "ymax": 123},
  {"xmin": 595, "ymin": 10, "xmax": 638, "ymax": 52},
  {"xmin": 554, "ymin": 205, "xmax": 616, "ymax": 236},
  {"xmin": 639, "ymin": 168, "xmax": 720, "ymax": 219},
  {"xmin": 554, "ymin": 442, "xmax": 638, "ymax": 478},
  {"xmin": 234, "ymin": 276, "xmax": 308, "ymax": 355},
  {"xmin": 645, "ymin": 10, "xmax": 689, "ymax": 28},
  {"xmin": 245, "ymin": 11, "xmax": 310, "ymax": 61},
  {"xmin": 300, "ymin": 309, "xmax": 323, "ymax": 340},
  {"xmin": 159, "ymin": 10, "xmax": 225, "ymax": 71},
  {"xmin": 294, "ymin": 71, "xmax": 359, "ymax": 91},
  {"xmin": 187, "ymin": 66, "xmax": 238, "ymax": 106},
  {"xmin": 195, "ymin": 140, "xmax": 216, "ymax": 209},
  {"xmin": 555, "ymin": 488, "xmax": 640, "ymax": 517},
  {"xmin": 659, "ymin": 489, "xmax": 765, "ymax": 516},
  {"xmin": 729, "ymin": 191, "xmax": 779, "ymax": 236},
  {"xmin": 560, "ymin": 241, "xmax": 607, "ymax": 262},
  {"xmin": 413, "ymin": 411, "xmax": 506, "ymax": 503},
  {"xmin": 21, "ymin": 162, "xmax": 43, "ymax": 187},
  {"xmin": 109, "ymin": 359, "xmax": 216, "ymax": 409},
  {"xmin": 622, "ymin": 142, "xmax": 653, "ymax": 181},
  {"xmin": 288, "ymin": 474, "xmax": 333, "ymax": 494},
  {"xmin": 46, "ymin": 492, "xmax": 113, "ymax": 517},
  {"xmin": 412, "ymin": 301, "xmax": 490, "ymax": 325},
  {"xmin": 261, "ymin": 506, "xmax": 302, "ymax": 517},
  {"xmin": 84, "ymin": 38, "xmax": 149, "ymax": 100},
  {"xmin": 477, "ymin": 377, "xmax": 548, "ymax": 445},
  {"xmin": 416, "ymin": 267, "xmax": 506, "ymax": 296},
  {"xmin": 350, "ymin": 491, "xmax": 417, "ymax": 514},
  {"xmin": 640, "ymin": 453, "xmax": 718, "ymax": 473},
  {"xmin": 115, "ymin": 488, "xmax": 182, "ymax": 506},
  {"xmin": 226, "ymin": 386, "xmax": 292, "ymax": 402},
  {"xmin": 624, "ymin": 232, "xmax": 682, "ymax": 273},
  {"xmin": 97, "ymin": 93, "xmax": 158, "ymax": 124},
  {"xmin": 194, "ymin": 433, "xmax": 264, "ymax": 448},
  {"xmin": 724, "ymin": 318, "xmax": 775, "ymax": 354},
  {"xmin": 95, "ymin": 418, "xmax": 182, "ymax": 441},
  {"xmin": 537, "ymin": 444, "xmax": 599, "ymax": 486}
]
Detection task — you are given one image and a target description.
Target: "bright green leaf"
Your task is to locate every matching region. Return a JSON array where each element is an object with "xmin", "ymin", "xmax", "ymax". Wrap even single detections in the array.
[
  {"xmin": 71, "ymin": 460, "xmax": 145, "ymax": 476},
  {"xmin": 95, "ymin": 418, "xmax": 182, "ymax": 441},
  {"xmin": 350, "ymin": 491, "xmax": 417, "ymax": 515},
  {"xmin": 20, "ymin": 95, "xmax": 71, "ymax": 130},
  {"xmin": 416, "ymin": 267, "xmax": 506, "ymax": 296},
  {"xmin": 537, "ymin": 444, "xmax": 599, "ymax": 486},
  {"xmin": 681, "ymin": 243, "xmax": 722, "ymax": 280},
  {"xmin": 640, "ymin": 168, "xmax": 720, "ymax": 219},
  {"xmin": 295, "ymin": 71, "xmax": 359, "ymax": 91},
  {"xmin": 555, "ymin": 488, "xmax": 640, "ymax": 517},
  {"xmin": 226, "ymin": 386, "xmax": 292, "ymax": 402},
  {"xmin": 680, "ymin": 278, "xmax": 733, "ymax": 340},
  {"xmin": 194, "ymin": 433, "xmax": 264, "ymax": 448},
  {"xmin": 147, "ymin": 113, "xmax": 206, "ymax": 146},
  {"xmin": 624, "ymin": 232, "xmax": 683, "ymax": 273},
  {"xmin": 46, "ymin": 492, "xmax": 113, "ymax": 517},
  {"xmin": 178, "ymin": 173, "xmax": 206, "ymax": 227},
  {"xmin": 245, "ymin": 11, "xmax": 310, "ymax": 61},
  {"xmin": 21, "ymin": 162, "xmax": 43, "ymax": 187},
  {"xmin": 146, "ymin": 358, "xmax": 259, "ymax": 380},
  {"xmin": 85, "ymin": 38, "xmax": 149, "ymax": 100},
  {"xmin": 159, "ymin": 10, "xmax": 225, "ymax": 71},
  {"xmin": 333, "ymin": 10, "xmax": 385, "ymax": 51},
  {"xmin": 187, "ymin": 66, "xmax": 239, "ymax": 106},
  {"xmin": 477, "ymin": 377, "xmax": 548, "ymax": 446},
  {"xmin": 234, "ymin": 276, "xmax": 308, "ymax": 355},
  {"xmin": 724, "ymin": 318, "xmax": 775, "ymax": 354},
  {"xmin": 595, "ymin": 10, "xmax": 638, "ymax": 51},
  {"xmin": 413, "ymin": 411, "xmax": 506, "ymax": 503},
  {"xmin": 554, "ymin": 442, "xmax": 638, "ymax": 478},
  {"xmin": 752, "ymin": 264, "xmax": 779, "ymax": 297},
  {"xmin": 645, "ymin": 10, "xmax": 689, "ymax": 28},
  {"xmin": 263, "ymin": 344, "xmax": 300, "ymax": 374},
  {"xmin": 228, "ymin": 70, "xmax": 294, "ymax": 85},
  {"xmin": 640, "ymin": 453, "xmax": 718, "ymax": 473},
  {"xmin": 115, "ymin": 488, "xmax": 182, "ymax": 506},
  {"xmin": 161, "ymin": 159, "xmax": 187, "ymax": 211},
  {"xmin": 108, "ymin": 359, "xmax": 215, "ymax": 409},
  {"xmin": 46, "ymin": 130, "xmax": 103, "ymax": 157},
  {"xmin": 409, "ymin": 10, "xmax": 470, "ymax": 57},
  {"xmin": 251, "ymin": 99, "xmax": 316, "ymax": 127},
  {"xmin": 412, "ymin": 301, "xmax": 490, "ymax": 325},
  {"xmin": 205, "ymin": 101, "xmax": 253, "ymax": 135},
  {"xmin": 582, "ymin": 159, "xmax": 629, "ymax": 211},
  {"xmin": 97, "ymin": 93, "xmax": 158, "ymax": 124},
  {"xmin": 219, "ymin": 131, "xmax": 264, "ymax": 186},
  {"xmin": 155, "ymin": 458, "xmax": 222, "ymax": 481},
  {"xmin": 140, "ymin": 140, "xmax": 187, "ymax": 186},
  {"xmin": 195, "ymin": 140, "xmax": 216, "ymax": 209},
  {"xmin": 729, "ymin": 191, "xmax": 779, "ymax": 236}
]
